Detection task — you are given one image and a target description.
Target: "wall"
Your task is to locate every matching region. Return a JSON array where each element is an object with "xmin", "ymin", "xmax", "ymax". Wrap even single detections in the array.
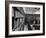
[{"xmin": 0, "ymin": 0, "xmax": 46, "ymax": 38}]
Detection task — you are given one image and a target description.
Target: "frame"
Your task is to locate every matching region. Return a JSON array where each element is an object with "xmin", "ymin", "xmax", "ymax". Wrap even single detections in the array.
[{"xmin": 5, "ymin": 1, "xmax": 45, "ymax": 37}]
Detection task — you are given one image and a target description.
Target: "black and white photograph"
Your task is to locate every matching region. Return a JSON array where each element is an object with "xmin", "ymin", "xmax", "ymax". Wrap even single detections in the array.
[
  {"xmin": 5, "ymin": 1, "xmax": 45, "ymax": 37},
  {"xmin": 12, "ymin": 7, "xmax": 40, "ymax": 31}
]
